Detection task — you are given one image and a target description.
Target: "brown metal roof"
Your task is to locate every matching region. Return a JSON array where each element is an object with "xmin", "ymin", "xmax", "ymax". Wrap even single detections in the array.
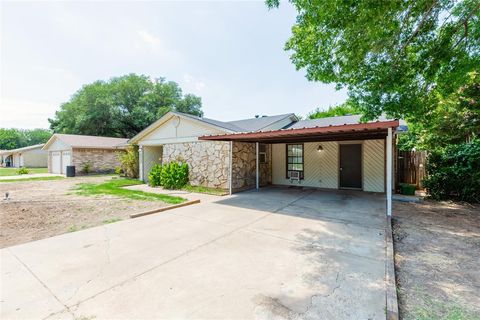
[{"xmin": 199, "ymin": 120, "xmax": 399, "ymax": 143}]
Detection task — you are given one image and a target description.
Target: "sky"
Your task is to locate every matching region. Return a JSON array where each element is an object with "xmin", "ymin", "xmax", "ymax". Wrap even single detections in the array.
[{"xmin": 0, "ymin": 0, "xmax": 347, "ymax": 129}]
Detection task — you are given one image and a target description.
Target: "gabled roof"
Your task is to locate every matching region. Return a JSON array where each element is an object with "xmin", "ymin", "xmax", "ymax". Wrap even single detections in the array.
[
  {"xmin": 43, "ymin": 134, "xmax": 128, "ymax": 150},
  {"xmin": 129, "ymin": 111, "xmax": 298, "ymax": 144},
  {"xmin": 227, "ymin": 113, "xmax": 297, "ymax": 132},
  {"xmin": 0, "ymin": 144, "xmax": 45, "ymax": 155}
]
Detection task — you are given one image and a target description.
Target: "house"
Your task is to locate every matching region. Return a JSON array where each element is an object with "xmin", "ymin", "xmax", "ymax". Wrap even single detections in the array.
[
  {"xmin": 42, "ymin": 134, "xmax": 129, "ymax": 174},
  {"xmin": 0, "ymin": 144, "xmax": 48, "ymax": 168},
  {"xmin": 129, "ymin": 111, "xmax": 404, "ymax": 215}
]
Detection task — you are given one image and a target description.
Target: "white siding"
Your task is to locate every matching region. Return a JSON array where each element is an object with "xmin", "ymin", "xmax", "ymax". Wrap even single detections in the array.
[
  {"xmin": 272, "ymin": 140, "xmax": 385, "ymax": 192},
  {"xmin": 272, "ymin": 142, "xmax": 339, "ymax": 189},
  {"xmin": 140, "ymin": 116, "xmax": 226, "ymax": 146},
  {"xmin": 47, "ymin": 138, "xmax": 71, "ymax": 152},
  {"xmin": 363, "ymin": 139, "xmax": 385, "ymax": 192}
]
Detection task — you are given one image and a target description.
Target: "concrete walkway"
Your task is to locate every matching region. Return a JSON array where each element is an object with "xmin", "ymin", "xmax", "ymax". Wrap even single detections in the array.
[{"xmin": 1, "ymin": 187, "xmax": 387, "ymax": 319}]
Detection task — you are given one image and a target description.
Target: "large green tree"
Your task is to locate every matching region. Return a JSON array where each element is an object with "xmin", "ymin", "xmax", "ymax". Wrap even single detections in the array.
[
  {"xmin": 267, "ymin": 0, "xmax": 480, "ymax": 120},
  {"xmin": 49, "ymin": 74, "xmax": 203, "ymax": 138},
  {"xmin": 0, "ymin": 128, "xmax": 52, "ymax": 150},
  {"xmin": 308, "ymin": 101, "xmax": 360, "ymax": 119}
]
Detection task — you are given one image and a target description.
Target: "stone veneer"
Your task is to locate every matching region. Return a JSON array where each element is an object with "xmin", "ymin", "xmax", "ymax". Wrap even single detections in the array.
[
  {"xmin": 231, "ymin": 142, "xmax": 271, "ymax": 190},
  {"xmin": 72, "ymin": 148, "xmax": 124, "ymax": 174},
  {"xmin": 148, "ymin": 141, "xmax": 272, "ymax": 191},
  {"xmin": 162, "ymin": 141, "xmax": 230, "ymax": 189}
]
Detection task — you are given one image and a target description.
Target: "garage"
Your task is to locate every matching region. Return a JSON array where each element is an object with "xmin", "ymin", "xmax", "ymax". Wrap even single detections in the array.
[
  {"xmin": 51, "ymin": 152, "xmax": 62, "ymax": 174},
  {"xmin": 61, "ymin": 151, "xmax": 71, "ymax": 174}
]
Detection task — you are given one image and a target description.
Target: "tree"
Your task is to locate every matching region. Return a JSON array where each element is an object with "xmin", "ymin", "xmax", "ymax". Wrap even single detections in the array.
[
  {"xmin": 308, "ymin": 101, "xmax": 360, "ymax": 119},
  {"xmin": 267, "ymin": 0, "xmax": 480, "ymax": 120},
  {"xmin": 0, "ymin": 128, "xmax": 52, "ymax": 150},
  {"xmin": 48, "ymin": 74, "xmax": 204, "ymax": 138}
]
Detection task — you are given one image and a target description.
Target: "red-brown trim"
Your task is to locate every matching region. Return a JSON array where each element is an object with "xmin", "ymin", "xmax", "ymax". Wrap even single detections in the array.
[{"xmin": 199, "ymin": 120, "xmax": 400, "ymax": 142}]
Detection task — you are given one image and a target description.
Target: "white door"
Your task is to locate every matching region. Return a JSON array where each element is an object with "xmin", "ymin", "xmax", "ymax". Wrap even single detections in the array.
[
  {"xmin": 51, "ymin": 152, "xmax": 61, "ymax": 173},
  {"xmin": 61, "ymin": 151, "xmax": 71, "ymax": 174},
  {"xmin": 19, "ymin": 154, "xmax": 24, "ymax": 167}
]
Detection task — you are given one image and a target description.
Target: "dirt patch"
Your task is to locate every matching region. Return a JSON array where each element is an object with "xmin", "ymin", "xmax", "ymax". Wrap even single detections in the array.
[
  {"xmin": 393, "ymin": 200, "xmax": 480, "ymax": 319},
  {"xmin": 0, "ymin": 176, "xmax": 167, "ymax": 248}
]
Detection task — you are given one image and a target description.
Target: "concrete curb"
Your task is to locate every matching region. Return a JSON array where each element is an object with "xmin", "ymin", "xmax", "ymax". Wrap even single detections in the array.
[
  {"xmin": 130, "ymin": 199, "xmax": 201, "ymax": 218},
  {"xmin": 385, "ymin": 216, "xmax": 399, "ymax": 320}
]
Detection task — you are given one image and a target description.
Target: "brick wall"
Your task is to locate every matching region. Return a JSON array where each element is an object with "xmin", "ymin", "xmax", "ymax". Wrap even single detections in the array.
[{"xmin": 72, "ymin": 148, "xmax": 124, "ymax": 174}]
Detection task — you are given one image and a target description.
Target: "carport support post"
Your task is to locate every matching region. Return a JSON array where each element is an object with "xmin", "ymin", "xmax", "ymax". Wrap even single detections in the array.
[
  {"xmin": 255, "ymin": 142, "xmax": 259, "ymax": 190},
  {"xmin": 386, "ymin": 127, "xmax": 393, "ymax": 216},
  {"xmin": 229, "ymin": 141, "xmax": 233, "ymax": 195},
  {"xmin": 138, "ymin": 145, "xmax": 144, "ymax": 181}
]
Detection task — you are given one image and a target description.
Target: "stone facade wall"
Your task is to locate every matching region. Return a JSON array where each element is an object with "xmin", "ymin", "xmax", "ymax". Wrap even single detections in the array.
[
  {"xmin": 72, "ymin": 148, "xmax": 124, "ymax": 174},
  {"xmin": 231, "ymin": 142, "xmax": 271, "ymax": 190},
  {"xmin": 162, "ymin": 141, "xmax": 229, "ymax": 189}
]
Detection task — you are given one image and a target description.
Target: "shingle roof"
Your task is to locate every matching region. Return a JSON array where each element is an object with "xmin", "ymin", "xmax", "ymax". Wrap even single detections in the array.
[
  {"xmin": 0, "ymin": 144, "xmax": 45, "ymax": 155},
  {"xmin": 227, "ymin": 113, "xmax": 296, "ymax": 132},
  {"xmin": 174, "ymin": 111, "xmax": 296, "ymax": 132},
  {"xmin": 53, "ymin": 134, "xmax": 128, "ymax": 149}
]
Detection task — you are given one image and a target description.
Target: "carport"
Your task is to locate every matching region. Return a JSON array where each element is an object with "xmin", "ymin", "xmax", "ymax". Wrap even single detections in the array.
[{"xmin": 200, "ymin": 120, "xmax": 399, "ymax": 216}]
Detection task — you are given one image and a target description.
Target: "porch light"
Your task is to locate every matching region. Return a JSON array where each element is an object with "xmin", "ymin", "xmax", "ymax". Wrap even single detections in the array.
[{"xmin": 317, "ymin": 145, "xmax": 324, "ymax": 152}]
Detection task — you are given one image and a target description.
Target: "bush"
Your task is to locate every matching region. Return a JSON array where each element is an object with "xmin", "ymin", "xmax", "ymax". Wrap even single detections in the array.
[
  {"xmin": 148, "ymin": 164, "xmax": 163, "ymax": 187},
  {"xmin": 17, "ymin": 167, "xmax": 29, "ymax": 175},
  {"xmin": 160, "ymin": 161, "xmax": 189, "ymax": 189},
  {"xmin": 114, "ymin": 166, "xmax": 123, "ymax": 175},
  {"xmin": 118, "ymin": 145, "xmax": 139, "ymax": 178},
  {"xmin": 423, "ymin": 140, "xmax": 480, "ymax": 203},
  {"xmin": 82, "ymin": 162, "xmax": 92, "ymax": 174}
]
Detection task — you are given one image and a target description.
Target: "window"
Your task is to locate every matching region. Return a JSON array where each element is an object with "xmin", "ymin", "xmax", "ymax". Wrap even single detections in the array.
[
  {"xmin": 259, "ymin": 144, "xmax": 267, "ymax": 164},
  {"xmin": 286, "ymin": 144, "xmax": 304, "ymax": 179}
]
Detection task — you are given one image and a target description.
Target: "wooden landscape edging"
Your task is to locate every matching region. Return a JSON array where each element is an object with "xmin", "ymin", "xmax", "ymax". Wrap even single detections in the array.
[
  {"xmin": 385, "ymin": 216, "xmax": 399, "ymax": 320},
  {"xmin": 130, "ymin": 199, "xmax": 200, "ymax": 218}
]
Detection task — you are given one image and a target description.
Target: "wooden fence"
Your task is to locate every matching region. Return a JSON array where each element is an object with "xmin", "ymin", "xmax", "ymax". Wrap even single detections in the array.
[{"xmin": 396, "ymin": 151, "xmax": 427, "ymax": 189}]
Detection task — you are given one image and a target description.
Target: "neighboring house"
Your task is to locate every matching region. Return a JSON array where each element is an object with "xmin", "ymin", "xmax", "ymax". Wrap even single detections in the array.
[
  {"xmin": 42, "ymin": 134, "xmax": 128, "ymax": 174},
  {"xmin": 130, "ymin": 111, "xmax": 405, "ymax": 214},
  {"xmin": 0, "ymin": 144, "xmax": 48, "ymax": 168}
]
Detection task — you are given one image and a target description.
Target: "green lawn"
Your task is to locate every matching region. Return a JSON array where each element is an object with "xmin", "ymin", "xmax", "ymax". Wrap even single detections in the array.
[
  {"xmin": 0, "ymin": 176, "xmax": 64, "ymax": 183},
  {"xmin": 0, "ymin": 167, "xmax": 48, "ymax": 176},
  {"xmin": 75, "ymin": 178, "xmax": 186, "ymax": 204},
  {"xmin": 182, "ymin": 184, "xmax": 228, "ymax": 196}
]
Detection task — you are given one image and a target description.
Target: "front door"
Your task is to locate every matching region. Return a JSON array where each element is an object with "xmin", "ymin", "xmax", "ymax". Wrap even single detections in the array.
[{"xmin": 339, "ymin": 144, "xmax": 362, "ymax": 189}]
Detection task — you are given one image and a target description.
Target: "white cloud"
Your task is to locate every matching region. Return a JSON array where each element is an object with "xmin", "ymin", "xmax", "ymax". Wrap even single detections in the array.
[
  {"xmin": 183, "ymin": 73, "xmax": 206, "ymax": 92},
  {"xmin": 0, "ymin": 98, "xmax": 55, "ymax": 129},
  {"xmin": 137, "ymin": 29, "xmax": 161, "ymax": 48}
]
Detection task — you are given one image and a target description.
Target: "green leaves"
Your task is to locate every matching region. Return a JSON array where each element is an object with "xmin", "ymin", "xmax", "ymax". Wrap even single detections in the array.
[
  {"xmin": 48, "ymin": 74, "xmax": 204, "ymax": 138},
  {"xmin": 0, "ymin": 128, "xmax": 52, "ymax": 150},
  {"xmin": 268, "ymin": 0, "xmax": 480, "ymax": 120}
]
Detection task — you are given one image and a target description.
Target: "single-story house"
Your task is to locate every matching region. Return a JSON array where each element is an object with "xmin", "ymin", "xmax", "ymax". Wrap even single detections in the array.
[
  {"xmin": 129, "ymin": 111, "xmax": 405, "ymax": 215},
  {"xmin": 0, "ymin": 144, "xmax": 48, "ymax": 168},
  {"xmin": 42, "ymin": 134, "xmax": 128, "ymax": 174}
]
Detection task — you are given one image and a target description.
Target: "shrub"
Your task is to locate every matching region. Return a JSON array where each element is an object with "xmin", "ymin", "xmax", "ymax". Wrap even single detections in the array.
[
  {"xmin": 82, "ymin": 162, "xmax": 92, "ymax": 174},
  {"xmin": 17, "ymin": 167, "xmax": 29, "ymax": 175},
  {"xmin": 118, "ymin": 145, "xmax": 139, "ymax": 178},
  {"xmin": 114, "ymin": 166, "xmax": 123, "ymax": 175},
  {"xmin": 148, "ymin": 164, "xmax": 163, "ymax": 187},
  {"xmin": 160, "ymin": 161, "xmax": 189, "ymax": 189},
  {"xmin": 423, "ymin": 140, "xmax": 480, "ymax": 203}
]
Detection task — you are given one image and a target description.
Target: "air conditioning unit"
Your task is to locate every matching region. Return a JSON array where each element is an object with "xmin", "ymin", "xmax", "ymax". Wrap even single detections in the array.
[{"xmin": 289, "ymin": 171, "xmax": 301, "ymax": 183}]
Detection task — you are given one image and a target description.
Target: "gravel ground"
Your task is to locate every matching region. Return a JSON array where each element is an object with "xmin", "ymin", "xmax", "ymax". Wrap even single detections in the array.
[
  {"xmin": 393, "ymin": 200, "xmax": 480, "ymax": 320},
  {"xmin": 0, "ymin": 176, "xmax": 167, "ymax": 248}
]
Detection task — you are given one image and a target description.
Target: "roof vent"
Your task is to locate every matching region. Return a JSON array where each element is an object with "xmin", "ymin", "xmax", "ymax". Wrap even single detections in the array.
[
  {"xmin": 261, "ymin": 115, "xmax": 267, "ymax": 117},
  {"xmin": 255, "ymin": 115, "xmax": 260, "ymax": 118}
]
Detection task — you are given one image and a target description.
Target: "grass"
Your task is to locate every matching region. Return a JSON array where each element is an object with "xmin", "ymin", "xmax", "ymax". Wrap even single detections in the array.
[
  {"xmin": 67, "ymin": 225, "xmax": 88, "ymax": 233},
  {"xmin": 75, "ymin": 178, "xmax": 186, "ymax": 204},
  {"xmin": 182, "ymin": 184, "xmax": 228, "ymax": 196},
  {"xmin": 102, "ymin": 218, "xmax": 123, "ymax": 224},
  {"xmin": 0, "ymin": 176, "xmax": 65, "ymax": 183},
  {"xmin": 0, "ymin": 167, "xmax": 48, "ymax": 176}
]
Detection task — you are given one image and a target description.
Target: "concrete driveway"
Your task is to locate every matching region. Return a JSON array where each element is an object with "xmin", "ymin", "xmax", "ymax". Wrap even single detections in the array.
[{"xmin": 1, "ymin": 187, "xmax": 387, "ymax": 319}]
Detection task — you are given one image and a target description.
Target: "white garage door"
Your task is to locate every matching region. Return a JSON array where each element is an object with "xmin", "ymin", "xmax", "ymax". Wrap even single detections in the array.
[
  {"xmin": 61, "ymin": 151, "xmax": 71, "ymax": 174},
  {"xmin": 51, "ymin": 152, "xmax": 61, "ymax": 174}
]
